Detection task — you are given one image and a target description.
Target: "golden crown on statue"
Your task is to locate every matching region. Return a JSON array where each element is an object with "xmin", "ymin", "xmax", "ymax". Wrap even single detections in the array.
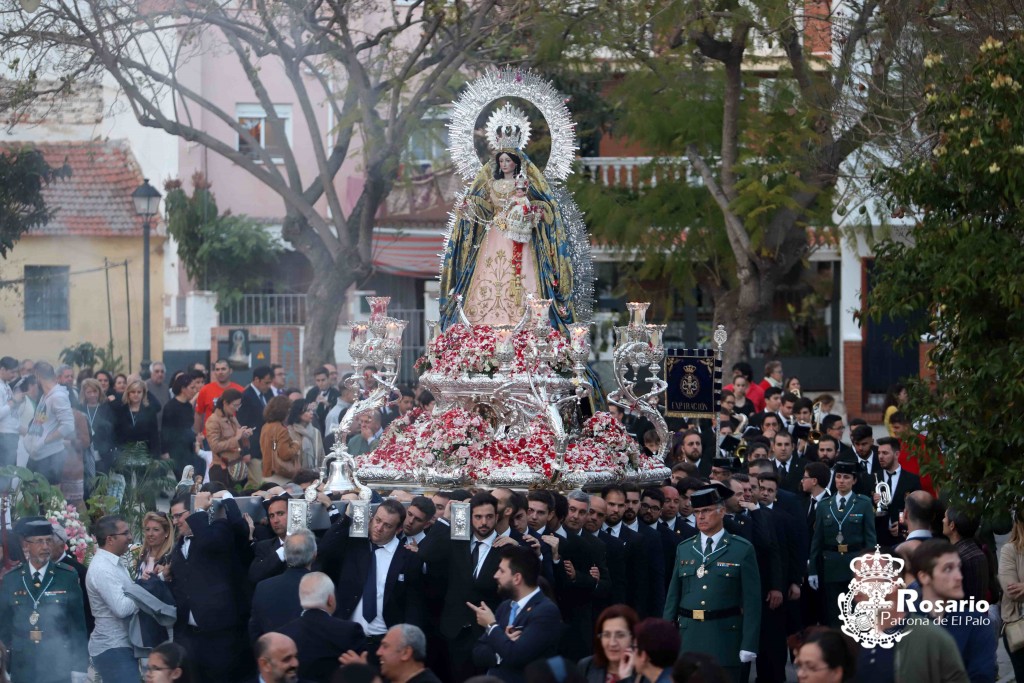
[
  {"xmin": 486, "ymin": 103, "xmax": 531, "ymax": 153},
  {"xmin": 850, "ymin": 546, "xmax": 904, "ymax": 581}
]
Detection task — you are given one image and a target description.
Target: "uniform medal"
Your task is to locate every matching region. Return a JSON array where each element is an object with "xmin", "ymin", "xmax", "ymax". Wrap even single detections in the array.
[
  {"xmin": 692, "ymin": 538, "xmax": 723, "ymax": 578},
  {"xmin": 21, "ymin": 571, "xmax": 54, "ymax": 643},
  {"xmin": 830, "ymin": 499, "xmax": 853, "ymax": 553}
]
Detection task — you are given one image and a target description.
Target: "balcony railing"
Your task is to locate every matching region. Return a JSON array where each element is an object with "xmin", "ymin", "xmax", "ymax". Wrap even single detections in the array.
[
  {"xmin": 579, "ymin": 156, "xmax": 701, "ymax": 190},
  {"xmin": 218, "ymin": 293, "xmax": 307, "ymax": 326}
]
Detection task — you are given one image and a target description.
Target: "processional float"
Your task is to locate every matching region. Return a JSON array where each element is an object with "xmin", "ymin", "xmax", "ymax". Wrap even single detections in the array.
[{"xmin": 299, "ymin": 68, "xmax": 727, "ymax": 537}]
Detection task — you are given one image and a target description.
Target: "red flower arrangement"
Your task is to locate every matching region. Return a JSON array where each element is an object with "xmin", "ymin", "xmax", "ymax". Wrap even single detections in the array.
[
  {"xmin": 414, "ymin": 324, "xmax": 574, "ymax": 378},
  {"xmin": 358, "ymin": 408, "xmax": 656, "ymax": 482}
]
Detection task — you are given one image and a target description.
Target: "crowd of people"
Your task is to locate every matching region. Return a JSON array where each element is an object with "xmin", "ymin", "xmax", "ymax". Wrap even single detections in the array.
[{"xmin": 0, "ymin": 356, "xmax": 1019, "ymax": 683}]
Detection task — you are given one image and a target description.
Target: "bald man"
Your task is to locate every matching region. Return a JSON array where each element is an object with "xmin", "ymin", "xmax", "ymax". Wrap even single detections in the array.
[{"xmin": 254, "ymin": 632, "xmax": 300, "ymax": 683}]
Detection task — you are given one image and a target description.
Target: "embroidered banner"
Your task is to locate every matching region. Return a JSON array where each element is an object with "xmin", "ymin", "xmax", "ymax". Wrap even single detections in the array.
[{"xmin": 664, "ymin": 348, "xmax": 722, "ymax": 419}]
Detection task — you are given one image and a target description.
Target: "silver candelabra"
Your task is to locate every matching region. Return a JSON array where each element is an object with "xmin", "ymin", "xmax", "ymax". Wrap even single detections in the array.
[{"xmin": 606, "ymin": 302, "xmax": 669, "ymax": 465}]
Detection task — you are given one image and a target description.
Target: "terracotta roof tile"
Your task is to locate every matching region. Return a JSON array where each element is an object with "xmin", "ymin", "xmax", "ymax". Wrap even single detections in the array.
[{"xmin": 1, "ymin": 139, "xmax": 162, "ymax": 237}]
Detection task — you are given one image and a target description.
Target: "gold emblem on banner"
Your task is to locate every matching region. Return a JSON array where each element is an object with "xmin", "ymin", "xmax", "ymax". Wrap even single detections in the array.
[{"xmin": 680, "ymin": 364, "xmax": 700, "ymax": 398}]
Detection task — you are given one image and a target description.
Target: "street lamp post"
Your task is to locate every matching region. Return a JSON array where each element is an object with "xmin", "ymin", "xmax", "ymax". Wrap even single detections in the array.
[{"xmin": 132, "ymin": 179, "xmax": 162, "ymax": 380}]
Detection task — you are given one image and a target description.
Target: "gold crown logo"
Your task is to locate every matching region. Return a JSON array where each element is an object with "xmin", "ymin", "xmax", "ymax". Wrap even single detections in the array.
[
  {"xmin": 850, "ymin": 546, "xmax": 904, "ymax": 581},
  {"xmin": 682, "ymin": 364, "xmax": 697, "ymax": 374}
]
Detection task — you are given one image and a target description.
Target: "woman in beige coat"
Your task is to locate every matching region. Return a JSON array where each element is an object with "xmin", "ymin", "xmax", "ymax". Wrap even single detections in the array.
[
  {"xmin": 999, "ymin": 511, "xmax": 1024, "ymax": 680},
  {"xmin": 204, "ymin": 388, "xmax": 253, "ymax": 487},
  {"xmin": 259, "ymin": 396, "xmax": 300, "ymax": 485}
]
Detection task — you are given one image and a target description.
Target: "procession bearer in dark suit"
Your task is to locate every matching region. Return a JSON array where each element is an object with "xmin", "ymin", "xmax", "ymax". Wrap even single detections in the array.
[
  {"xmin": 664, "ymin": 488, "xmax": 760, "ymax": 683},
  {"xmin": 317, "ymin": 497, "xmax": 425, "ymax": 665},
  {"xmin": 169, "ymin": 491, "xmax": 251, "ymax": 683},
  {"xmin": 420, "ymin": 491, "xmax": 522, "ymax": 682},
  {"xmin": 470, "ymin": 545, "xmax": 562, "ymax": 683},
  {"xmin": 0, "ymin": 517, "xmax": 88, "ymax": 683},
  {"xmin": 807, "ymin": 460, "xmax": 877, "ymax": 627}
]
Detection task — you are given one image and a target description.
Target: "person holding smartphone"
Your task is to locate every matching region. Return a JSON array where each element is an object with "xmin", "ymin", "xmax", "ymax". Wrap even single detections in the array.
[
  {"xmin": 614, "ymin": 618, "xmax": 679, "ymax": 683},
  {"xmin": 0, "ymin": 356, "xmax": 22, "ymax": 467}
]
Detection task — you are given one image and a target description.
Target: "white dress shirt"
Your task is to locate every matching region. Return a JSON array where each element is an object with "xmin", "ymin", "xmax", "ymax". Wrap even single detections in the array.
[
  {"xmin": 86, "ymin": 549, "xmax": 139, "ymax": 656},
  {"xmin": 26, "ymin": 561, "xmax": 48, "ymax": 582},
  {"xmin": 699, "ymin": 528, "xmax": 727, "ymax": 553},
  {"xmin": 604, "ymin": 521, "xmax": 623, "ymax": 538},
  {"xmin": 624, "ymin": 520, "xmax": 639, "ymax": 533},
  {"xmin": 884, "ymin": 466, "xmax": 902, "ymax": 491},
  {"xmin": 353, "ymin": 535, "xmax": 400, "ymax": 636},
  {"xmin": 470, "ymin": 530, "xmax": 498, "ymax": 578}
]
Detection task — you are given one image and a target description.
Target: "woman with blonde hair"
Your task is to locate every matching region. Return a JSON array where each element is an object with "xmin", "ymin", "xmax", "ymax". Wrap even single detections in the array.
[
  {"xmin": 112, "ymin": 379, "xmax": 161, "ymax": 459},
  {"xmin": 136, "ymin": 511, "xmax": 174, "ymax": 580},
  {"xmin": 259, "ymin": 396, "xmax": 300, "ymax": 485},
  {"xmin": 999, "ymin": 510, "xmax": 1024, "ymax": 679}
]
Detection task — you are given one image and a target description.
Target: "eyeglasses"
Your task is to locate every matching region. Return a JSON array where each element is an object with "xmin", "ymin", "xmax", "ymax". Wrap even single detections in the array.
[
  {"xmin": 25, "ymin": 537, "xmax": 53, "ymax": 545},
  {"xmin": 599, "ymin": 631, "xmax": 632, "ymax": 641},
  {"xmin": 794, "ymin": 663, "xmax": 832, "ymax": 673},
  {"xmin": 640, "ymin": 503, "xmax": 661, "ymax": 512}
]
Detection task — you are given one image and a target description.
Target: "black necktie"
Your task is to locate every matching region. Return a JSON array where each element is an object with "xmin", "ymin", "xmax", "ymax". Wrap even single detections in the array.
[
  {"xmin": 705, "ymin": 536, "xmax": 713, "ymax": 556},
  {"xmin": 32, "ymin": 571, "xmax": 41, "ymax": 585},
  {"xmin": 471, "ymin": 541, "xmax": 481, "ymax": 578},
  {"xmin": 859, "ymin": 460, "xmax": 867, "ymax": 472},
  {"xmin": 362, "ymin": 544, "xmax": 381, "ymax": 622},
  {"xmin": 887, "ymin": 471, "xmax": 894, "ymax": 486},
  {"xmin": 808, "ymin": 498, "xmax": 817, "ymax": 521},
  {"xmin": 780, "ymin": 462, "xmax": 788, "ymax": 475},
  {"xmin": 838, "ymin": 497, "xmax": 846, "ymax": 512}
]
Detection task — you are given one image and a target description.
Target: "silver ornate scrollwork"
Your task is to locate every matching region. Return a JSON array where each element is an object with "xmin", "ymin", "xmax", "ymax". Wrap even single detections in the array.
[
  {"xmin": 417, "ymin": 295, "xmax": 592, "ymax": 487},
  {"xmin": 286, "ymin": 498, "xmax": 309, "ymax": 536},
  {"xmin": 713, "ymin": 324, "xmax": 728, "ymax": 446},
  {"xmin": 321, "ymin": 297, "xmax": 409, "ymax": 501},
  {"xmin": 607, "ymin": 303, "xmax": 670, "ymax": 465}
]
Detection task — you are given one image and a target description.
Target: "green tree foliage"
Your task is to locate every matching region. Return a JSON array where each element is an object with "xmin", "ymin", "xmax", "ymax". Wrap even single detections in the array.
[
  {"xmin": 0, "ymin": 147, "xmax": 69, "ymax": 258},
  {"xmin": 869, "ymin": 36, "xmax": 1024, "ymax": 514},
  {"xmin": 59, "ymin": 340, "xmax": 125, "ymax": 374},
  {"xmin": 535, "ymin": 1, "xmax": 934, "ymax": 359},
  {"xmin": 164, "ymin": 174, "xmax": 284, "ymax": 310}
]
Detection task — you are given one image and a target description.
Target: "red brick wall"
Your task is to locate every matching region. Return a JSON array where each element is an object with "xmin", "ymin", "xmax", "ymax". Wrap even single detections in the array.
[
  {"xmin": 805, "ymin": 0, "xmax": 832, "ymax": 56},
  {"xmin": 843, "ymin": 340, "xmax": 864, "ymax": 419}
]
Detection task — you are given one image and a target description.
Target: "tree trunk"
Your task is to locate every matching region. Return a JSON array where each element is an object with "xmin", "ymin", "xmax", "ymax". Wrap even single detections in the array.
[
  {"xmin": 301, "ymin": 263, "xmax": 357, "ymax": 385},
  {"xmin": 713, "ymin": 255, "xmax": 765, "ymax": 367},
  {"xmin": 282, "ymin": 213, "xmax": 368, "ymax": 385}
]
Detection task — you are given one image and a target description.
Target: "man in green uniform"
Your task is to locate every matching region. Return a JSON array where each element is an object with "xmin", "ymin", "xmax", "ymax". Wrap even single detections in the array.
[
  {"xmin": 0, "ymin": 516, "xmax": 88, "ymax": 683},
  {"xmin": 808, "ymin": 459, "xmax": 877, "ymax": 627},
  {"xmin": 664, "ymin": 487, "xmax": 761, "ymax": 683}
]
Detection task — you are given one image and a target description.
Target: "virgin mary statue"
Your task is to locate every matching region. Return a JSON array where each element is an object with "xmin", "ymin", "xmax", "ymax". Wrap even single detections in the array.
[{"xmin": 440, "ymin": 103, "xmax": 577, "ymax": 332}]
